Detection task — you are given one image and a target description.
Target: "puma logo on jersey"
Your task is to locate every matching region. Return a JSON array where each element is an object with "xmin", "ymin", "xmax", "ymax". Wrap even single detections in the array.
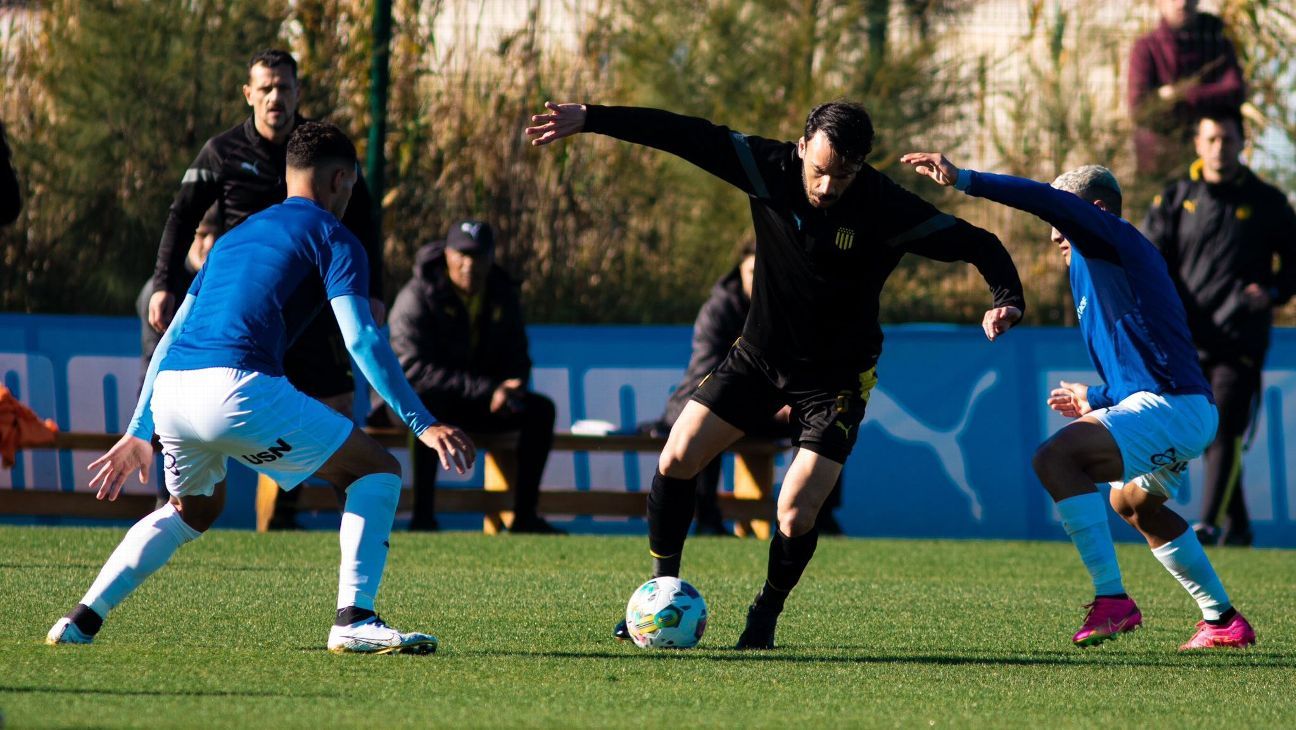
[
  {"xmin": 834, "ymin": 421, "xmax": 853, "ymax": 437},
  {"xmin": 241, "ymin": 438, "xmax": 293, "ymax": 464},
  {"xmin": 240, "ymin": 161, "xmax": 261, "ymax": 177}
]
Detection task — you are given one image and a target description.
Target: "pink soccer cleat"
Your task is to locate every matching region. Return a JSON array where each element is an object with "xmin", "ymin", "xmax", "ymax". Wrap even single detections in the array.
[
  {"xmin": 1179, "ymin": 613, "xmax": 1256, "ymax": 650},
  {"xmin": 1072, "ymin": 596, "xmax": 1142, "ymax": 647}
]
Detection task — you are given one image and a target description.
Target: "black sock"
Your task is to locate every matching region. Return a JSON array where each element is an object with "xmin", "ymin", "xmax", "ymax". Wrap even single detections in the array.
[
  {"xmin": 647, "ymin": 470, "xmax": 696, "ymax": 578},
  {"xmin": 335, "ymin": 606, "xmax": 376, "ymax": 627},
  {"xmin": 755, "ymin": 528, "xmax": 820, "ymax": 612},
  {"xmin": 1206, "ymin": 607, "xmax": 1238, "ymax": 626},
  {"xmin": 67, "ymin": 604, "xmax": 103, "ymax": 636}
]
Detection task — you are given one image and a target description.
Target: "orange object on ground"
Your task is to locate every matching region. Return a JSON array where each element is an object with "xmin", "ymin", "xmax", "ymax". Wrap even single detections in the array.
[{"xmin": 0, "ymin": 385, "xmax": 59, "ymax": 468}]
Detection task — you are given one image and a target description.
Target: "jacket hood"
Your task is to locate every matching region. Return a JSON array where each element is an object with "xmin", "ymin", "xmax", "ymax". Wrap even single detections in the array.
[{"xmin": 412, "ymin": 240, "xmax": 449, "ymax": 281}]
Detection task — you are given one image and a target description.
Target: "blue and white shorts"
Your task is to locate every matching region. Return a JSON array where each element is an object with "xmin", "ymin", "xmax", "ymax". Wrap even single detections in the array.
[
  {"xmin": 151, "ymin": 368, "xmax": 354, "ymax": 498},
  {"xmin": 1090, "ymin": 391, "xmax": 1218, "ymax": 499}
]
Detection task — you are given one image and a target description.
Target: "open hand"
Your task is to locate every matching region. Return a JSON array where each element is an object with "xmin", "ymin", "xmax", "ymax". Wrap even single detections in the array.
[
  {"xmin": 982, "ymin": 306, "xmax": 1022, "ymax": 341},
  {"xmin": 87, "ymin": 435, "xmax": 155, "ymax": 501},
  {"xmin": 417, "ymin": 424, "xmax": 476, "ymax": 474},
  {"xmin": 900, "ymin": 152, "xmax": 962, "ymax": 187},
  {"xmin": 524, "ymin": 102, "xmax": 587, "ymax": 146},
  {"xmin": 1047, "ymin": 381, "xmax": 1091, "ymax": 419}
]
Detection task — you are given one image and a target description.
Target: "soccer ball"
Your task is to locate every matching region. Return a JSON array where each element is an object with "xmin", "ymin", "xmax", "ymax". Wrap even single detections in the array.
[{"xmin": 624, "ymin": 577, "xmax": 708, "ymax": 649}]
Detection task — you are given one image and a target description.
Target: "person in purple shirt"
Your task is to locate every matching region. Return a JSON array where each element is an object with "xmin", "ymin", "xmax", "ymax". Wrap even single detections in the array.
[
  {"xmin": 902, "ymin": 151, "xmax": 1256, "ymax": 651},
  {"xmin": 1128, "ymin": 0, "xmax": 1246, "ymax": 179}
]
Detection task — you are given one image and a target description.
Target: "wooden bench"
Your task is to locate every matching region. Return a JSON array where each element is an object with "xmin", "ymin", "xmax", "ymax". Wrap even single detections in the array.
[{"xmin": 4, "ymin": 430, "xmax": 784, "ymax": 538}]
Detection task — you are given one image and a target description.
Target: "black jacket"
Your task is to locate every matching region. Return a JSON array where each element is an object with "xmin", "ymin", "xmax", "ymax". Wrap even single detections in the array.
[
  {"xmin": 153, "ymin": 115, "xmax": 383, "ymax": 398},
  {"xmin": 662, "ymin": 266, "xmax": 748, "ymax": 426},
  {"xmin": 388, "ymin": 243, "xmax": 532, "ymax": 406},
  {"xmin": 1142, "ymin": 162, "xmax": 1296, "ymax": 360},
  {"xmin": 584, "ymin": 105, "xmax": 1025, "ymax": 369},
  {"xmin": 153, "ymin": 115, "xmax": 381, "ymax": 297},
  {"xmin": 0, "ymin": 122, "xmax": 19, "ymax": 225}
]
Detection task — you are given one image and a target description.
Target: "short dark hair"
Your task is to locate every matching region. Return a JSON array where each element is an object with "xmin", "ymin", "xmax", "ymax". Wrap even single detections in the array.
[
  {"xmin": 1196, "ymin": 111, "xmax": 1244, "ymax": 138},
  {"xmin": 804, "ymin": 101, "xmax": 874, "ymax": 164},
  {"xmin": 286, "ymin": 121, "xmax": 356, "ymax": 171},
  {"xmin": 248, "ymin": 49, "xmax": 298, "ymax": 79}
]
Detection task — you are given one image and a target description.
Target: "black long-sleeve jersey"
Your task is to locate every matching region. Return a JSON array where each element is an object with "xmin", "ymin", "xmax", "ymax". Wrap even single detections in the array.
[
  {"xmin": 1142, "ymin": 162, "xmax": 1296, "ymax": 360},
  {"xmin": 584, "ymin": 105, "xmax": 1025, "ymax": 368},
  {"xmin": 153, "ymin": 115, "xmax": 381, "ymax": 298}
]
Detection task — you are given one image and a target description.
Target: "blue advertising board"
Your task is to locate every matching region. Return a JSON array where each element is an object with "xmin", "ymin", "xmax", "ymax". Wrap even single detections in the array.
[{"xmin": 2, "ymin": 313, "xmax": 1294, "ymax": 547}]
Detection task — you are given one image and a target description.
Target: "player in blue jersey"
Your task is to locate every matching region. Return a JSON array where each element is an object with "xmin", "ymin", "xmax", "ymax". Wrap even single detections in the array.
[
  {"xmin": 902, "ymin": 152, "xmax": 1256, "ymax": 650},
  {"xmin": 46, "ymin": 122, "xmax": 475, "ymax": 654}
]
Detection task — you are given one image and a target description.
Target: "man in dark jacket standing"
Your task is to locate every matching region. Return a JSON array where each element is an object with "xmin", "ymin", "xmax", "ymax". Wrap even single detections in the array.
[
  {"xmin": 1128, "ymin": 0, "xmax": 1246, "ymax": 181},
  {"xmin": 1142, "ymin": 113, "xmax": 1296, "ymax": 546},
  {"xmin": 147, "ymin": 49, "xmax": 385, "ymax": 529},
  {"xmin": 388, "ymin": 221, "xmax": 562, "ymax": 534}
]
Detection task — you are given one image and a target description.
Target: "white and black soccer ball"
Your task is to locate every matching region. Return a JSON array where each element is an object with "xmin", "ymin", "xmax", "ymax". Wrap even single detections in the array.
[{"xmin": 624, "ymin": 577, "xmax": 708, "ymax": 649}]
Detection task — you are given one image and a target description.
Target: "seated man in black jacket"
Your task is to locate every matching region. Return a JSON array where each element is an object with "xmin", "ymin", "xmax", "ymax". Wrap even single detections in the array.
[
  {"xmin": 645, "ymin": 244, "xmax": 844, "ymax": 535},
  {"xmin": 386, "ymin": 221, "xmax": 562, "ymax": 534}
]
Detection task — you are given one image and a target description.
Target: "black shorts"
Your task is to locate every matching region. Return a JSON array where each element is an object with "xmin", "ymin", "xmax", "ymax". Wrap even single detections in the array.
[{"xmin": 691, "ymin": 338, "xmax": 878, "ymax": 463}]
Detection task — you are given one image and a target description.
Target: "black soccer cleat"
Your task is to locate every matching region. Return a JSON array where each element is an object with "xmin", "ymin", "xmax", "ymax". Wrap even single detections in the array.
[
  {"xmin": 613, "ymin": 618, "xmax": 630, "ymax": 641},
  {"xmin": 734, "ymin": 603, "xmax": 780, "ymax": 650}
]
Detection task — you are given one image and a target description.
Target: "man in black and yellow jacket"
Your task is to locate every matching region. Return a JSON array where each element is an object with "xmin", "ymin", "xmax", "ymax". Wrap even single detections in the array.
[
  {"xmin": 1142, "ymin": 113, "xmax": 1296, "ymax": 547},
  {"xmin": 385, "ymin": 221, "xmax": 562, "ymax": 534}
]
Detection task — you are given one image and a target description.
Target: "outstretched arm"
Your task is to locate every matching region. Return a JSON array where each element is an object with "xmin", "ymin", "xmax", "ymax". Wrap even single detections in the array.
[
  {"xmin": 902, "ymin": 152, "xmax": 1127, "ymax": 261},
  {"xmin": 331, "ymin": 295, "xmax": 475, "ymax": 473},
  {"xmin": 526, "ymin": 101, "xmax": 783, "ymax": 200},
  {"xmin": 889, "ymin": 154, "xmax": 1025, "ymax": 340}
]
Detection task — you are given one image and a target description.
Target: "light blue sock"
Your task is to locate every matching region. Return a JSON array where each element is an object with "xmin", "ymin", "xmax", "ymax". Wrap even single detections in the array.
[
  {"xmin": 337, "ymin": 473, "xmax": 401, "ymax": 611},
  {"xmin": 1056, "ymin": 493, "xmax": 1125, "ymax": 597},
  {"xmin": 1151, "ymin": 531, "xmax": 1231, "ymax": 620},
  {"xmin": 80, "ymin": 503, "xmax": 201, "ymax": 618}
]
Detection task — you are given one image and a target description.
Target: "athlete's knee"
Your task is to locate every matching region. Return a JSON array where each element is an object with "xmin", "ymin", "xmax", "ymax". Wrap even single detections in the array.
[
  {"xmin": 658, "ymin": 446, "xmax": 703, "ymax": 479},
  {"xmin": 1031, "ymin": 438, "xmax": 1074, "ymax": 484},
  {"xmin": 176, "ymin": 495, "xmax": 223, "ymax": 532},
  {"xmin": 777, "ymin": 506, "xmax": 817, "ymax": 538},
  {"xmin": 1108, "ymin": 487, "xmax": 1137, "ymax": 522},
  {"xmin": 372, "ymin": 448, "xmax": 401, "ymax": 477}
]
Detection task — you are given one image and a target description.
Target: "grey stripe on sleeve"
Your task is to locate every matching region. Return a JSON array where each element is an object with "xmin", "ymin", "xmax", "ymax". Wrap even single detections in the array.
[
  {"xmin": 729, "ymin": 132, "xmax": 770, "ymax": 200},
  {"xmin": 180, "ymin": 168, "xmax": 218, "ymax": 185},
  {"xmin": 881, "ymin": 213, "xmax": 957, "ymax": 248}
]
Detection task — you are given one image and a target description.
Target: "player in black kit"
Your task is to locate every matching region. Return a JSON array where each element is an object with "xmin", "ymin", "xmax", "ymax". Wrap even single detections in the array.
[{"xmin": 527, "ymin": 101, "xmax": 1026, "ymax": 648}]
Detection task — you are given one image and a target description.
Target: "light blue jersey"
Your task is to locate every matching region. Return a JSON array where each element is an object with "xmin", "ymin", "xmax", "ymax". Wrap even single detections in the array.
[
  {"xmin": 129, "ymin": 196, "xmax": 435, "ymax": 441},
  {"xmin": 959, "ymin": 171, "xmax": 1213, "ymax": 409},
  {"xmin": 162, "ymin": 197, "xmax": 367, "ymax": 377}
]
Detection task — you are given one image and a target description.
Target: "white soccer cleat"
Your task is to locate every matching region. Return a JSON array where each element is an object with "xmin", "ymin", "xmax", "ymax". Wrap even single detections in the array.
[
  {"xmin": 46, "ymin": 617, "xmax": 94, "ymax": 645},
  {"xmin": 327, "ymin": 616, "xmax": 438, "ymax": 655}
]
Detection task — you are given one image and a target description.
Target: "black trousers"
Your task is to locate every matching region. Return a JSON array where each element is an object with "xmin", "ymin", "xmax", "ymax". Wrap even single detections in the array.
[
  {"xmin": 1198, "ymin": 356, "xmax": 1262, "ymax": 535},
  {"xmin": 411, "ymin": 391, "xmax": 555, "ymax": 527}
]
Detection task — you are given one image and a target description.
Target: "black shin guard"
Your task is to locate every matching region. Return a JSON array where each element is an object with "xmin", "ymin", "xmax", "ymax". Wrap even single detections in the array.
[
  {"xmin": 647, "ymin": 470, "xmax": 696, "ymax": 578},
  {"xmin": 756, "ymin": 528, "xmax": 820, "ymax": 612}
]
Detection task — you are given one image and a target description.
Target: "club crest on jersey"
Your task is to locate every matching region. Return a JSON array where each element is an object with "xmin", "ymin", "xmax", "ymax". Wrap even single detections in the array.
[{"xmin": 834, "ymin": 227, "xmax": 855, "ymax": 250}]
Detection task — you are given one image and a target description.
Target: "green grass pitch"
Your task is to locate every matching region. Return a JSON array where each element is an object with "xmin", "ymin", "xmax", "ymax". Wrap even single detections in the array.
[{"xmin": 2, "ymin": 525, "xmax": 1293, "ymax": 728}]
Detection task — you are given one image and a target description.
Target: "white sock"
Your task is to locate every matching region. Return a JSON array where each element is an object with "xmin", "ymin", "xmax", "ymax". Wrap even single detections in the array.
[
  {"xmin": 1056, "ymin": 493, "xmax": 1125, "ymax": 597},
  {"xmin": 1151, "ymin": 531, "xmax": 1231, "ymax": 620},
  {"xmin": 337, "ymin": 473, "xmax": 401, "ymax": 612},
  {"xmin": 80, "ymin": 503, "xmax": 201, "ymax": 618}
]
